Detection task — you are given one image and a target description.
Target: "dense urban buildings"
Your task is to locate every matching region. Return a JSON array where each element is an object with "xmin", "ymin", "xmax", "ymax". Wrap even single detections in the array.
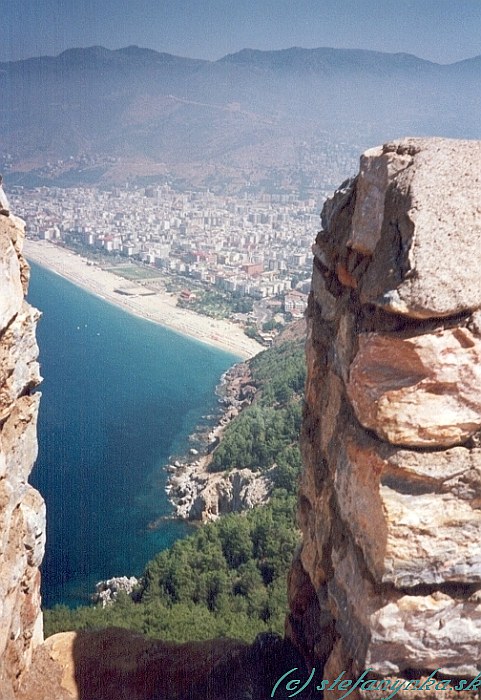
[{"xmin": 12, "ymin": 184, "xmax": 319, "ymax": 326}]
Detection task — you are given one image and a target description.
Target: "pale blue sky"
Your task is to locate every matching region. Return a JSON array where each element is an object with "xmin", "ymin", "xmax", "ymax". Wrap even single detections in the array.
[{"xmin": 4, "ymin": 0, "xmax": 481, "ymax": 63}]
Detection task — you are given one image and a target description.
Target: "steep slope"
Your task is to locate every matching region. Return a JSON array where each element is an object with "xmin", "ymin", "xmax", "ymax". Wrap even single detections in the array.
[
  {"xmin": 0, "ymin": 213, "xmax": 44, "ymax": 698},
  {"xmin": 287, "ymin": 137, "xmax": 481, "ymax": 692}
]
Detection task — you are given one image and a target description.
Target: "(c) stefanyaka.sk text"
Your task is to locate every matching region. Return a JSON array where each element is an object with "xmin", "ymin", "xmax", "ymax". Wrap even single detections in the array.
[{"xmin": 271, "ymin": 667, "xmax": 481, "ymax": 699}]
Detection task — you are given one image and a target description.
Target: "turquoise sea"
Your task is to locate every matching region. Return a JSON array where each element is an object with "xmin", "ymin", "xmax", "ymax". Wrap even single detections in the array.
[{"xmin": 27, "ymin": 262, "xmax": 239, "ymax": 608}]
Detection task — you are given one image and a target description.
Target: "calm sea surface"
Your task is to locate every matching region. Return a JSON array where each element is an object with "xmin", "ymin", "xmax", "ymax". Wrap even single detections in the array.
[{"xmin": 27, "ymin": 262, "xmax": 238, "ymax": 608}]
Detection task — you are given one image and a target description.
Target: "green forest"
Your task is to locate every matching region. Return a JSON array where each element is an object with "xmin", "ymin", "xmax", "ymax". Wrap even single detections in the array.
[{"xmin": 44, "ymin": 338, "xmax": 306, "ymax": 643}]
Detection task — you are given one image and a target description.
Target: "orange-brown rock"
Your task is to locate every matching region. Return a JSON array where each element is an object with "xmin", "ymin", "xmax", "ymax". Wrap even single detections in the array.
[
  {"xmin": 288, "ymin": 138, "xmax": 481, "ymax": 689},
  {"xmin": 0, "ymin": 215, "xmax": 44, "ymax": 698},
  {"xmin": 347, "ymin": 329, "xmax": 481, "ymax": 447},
  {"xmin": 322, "ymin": 638, "xmax": 479, "ymax": 700},
  {"xmin": 0, "ymin": 218, "xmax": 24, "ymax": 330},
  {"xmin": 335, "ymin": 426, "xmax": 481, "ymax": 587},
  {"xmin": 349, "ymin": 145, "xmax": 412, "ymax": 256},
  {"xmin": 329, "ymin": 540, "xmax": 481, "ymax": 677}
]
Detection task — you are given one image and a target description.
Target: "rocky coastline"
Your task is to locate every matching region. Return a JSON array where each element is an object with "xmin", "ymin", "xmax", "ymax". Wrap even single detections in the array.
[
  {"xmin": 163, "ymin": 359, "xmax": 271, "ymax": 522},
  {"xmin": 93, "ymin": 358, "xmax": 273, "ymax": 598}
]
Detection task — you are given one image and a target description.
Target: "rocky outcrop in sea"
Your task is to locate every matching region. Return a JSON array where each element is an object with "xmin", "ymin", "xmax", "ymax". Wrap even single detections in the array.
[
  {"xmin": 165, "ymin": 360, "xmax": 271, "ymax": 521},
  {"xmin": 92, "ymin": 576, "xmax": 140, "ymax": 607}
]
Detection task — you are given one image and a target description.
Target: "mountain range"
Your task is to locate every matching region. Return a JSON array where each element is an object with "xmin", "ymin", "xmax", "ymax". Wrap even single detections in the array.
[{"xmin": 1, "ymin": 45, "xmax": 480, "ymax": 189}]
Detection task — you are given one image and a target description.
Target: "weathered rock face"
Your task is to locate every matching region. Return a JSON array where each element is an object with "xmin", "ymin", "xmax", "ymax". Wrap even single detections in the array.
[
  {"xmin": 347, "ymin": 328, "xmax": 481, "ymax": 447},
  {"xmin": 287, "ymin": 138, "xmax": 481, "ymax": 691},
  {"xmin": 0, "ymin": 214, "xmax": 44, "ymax": 699},
  {"xmin": 173, "ymin": 465, "xmax": 271, "ymax": 521}
]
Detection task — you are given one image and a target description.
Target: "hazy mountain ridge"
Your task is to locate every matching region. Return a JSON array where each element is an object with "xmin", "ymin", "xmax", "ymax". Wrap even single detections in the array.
[
  {"xmin": 1, "ymin": 45, "xmax": 480, "ymax": 188},
  {"xmin": 218, "ymin": 46, "xmax": 442, "ymax": 76}
]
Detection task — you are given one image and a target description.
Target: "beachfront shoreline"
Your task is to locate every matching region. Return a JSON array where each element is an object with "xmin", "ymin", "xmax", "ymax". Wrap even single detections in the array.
[{"xmin": 23, "ymin": 239, "xmax": 264, "ymax": 360}]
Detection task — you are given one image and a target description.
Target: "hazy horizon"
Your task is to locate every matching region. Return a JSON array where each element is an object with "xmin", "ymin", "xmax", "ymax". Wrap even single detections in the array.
[
  {"xmin": 4, "ymin": 0, "xmax": 481, "ymax": 64},
  {"xmin": 3, "ymin": 42, "xmax": 481, "ymax": 67}
]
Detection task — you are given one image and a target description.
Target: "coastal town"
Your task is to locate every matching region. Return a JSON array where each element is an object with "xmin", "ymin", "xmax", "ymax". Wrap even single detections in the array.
[{"xmin": 11, "ymin": 183, "xmax": 324, "ymax": 342}]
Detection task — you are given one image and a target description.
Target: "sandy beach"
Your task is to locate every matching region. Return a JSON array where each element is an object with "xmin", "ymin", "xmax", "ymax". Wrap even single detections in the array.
[{"xmin": 23, "ymin": 239, "xmax": 264, "ymax": 360}]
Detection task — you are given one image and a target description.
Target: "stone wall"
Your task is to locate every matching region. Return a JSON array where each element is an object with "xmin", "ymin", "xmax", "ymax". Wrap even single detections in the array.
[
  {"xmin": 287, "ymin": 138, "xmax": 481, "ymax": 693},
  {"xmin": 0, "ymin": 214, "xmax": 44, "ymax": 699}
]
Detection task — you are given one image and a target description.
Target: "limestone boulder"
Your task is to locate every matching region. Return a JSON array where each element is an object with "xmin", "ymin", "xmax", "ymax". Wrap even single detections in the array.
[
  {"xmin": 323, "ymin": 638, "xmax": 479, "ymax": 700},
  {"xmin": 335, "ymin": 427, "xmax": 481, "ymax": 586},
  {"xmin": 355, "ymin": 138, "xmax": 481, "ymax": 319},
  {"xmin": 349, "ymin": 144, "xmax": 413, "ymax": 255},
  {"xmin": 329, "ymin": 541, "xmax": 481, "ymax": 677},
  {"xmin": 347, "ymin": 328, "xmax": 481, "ymax": 447}
]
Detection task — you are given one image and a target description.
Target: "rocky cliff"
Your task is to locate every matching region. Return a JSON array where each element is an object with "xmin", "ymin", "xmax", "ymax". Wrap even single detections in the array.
[
  {"xmin": 167, "ymin": 360, "xmax": 271, "ymax": 522},
  {"xmin": 8, "ymin": 138, "xmax": 481, "ymax": 698},
  {"xmin": 287, "ymin": 137, "xmax": 481, "ymax": 693},
  {"xmin": 0, "ymin": 214, "xmax": 44, "ymax": 699}
]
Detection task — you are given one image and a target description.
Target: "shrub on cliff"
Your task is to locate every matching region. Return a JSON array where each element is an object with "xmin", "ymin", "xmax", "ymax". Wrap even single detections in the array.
[{"xmin": 209, "ymin": 340, "xmax": 305, "ymax": 479}]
